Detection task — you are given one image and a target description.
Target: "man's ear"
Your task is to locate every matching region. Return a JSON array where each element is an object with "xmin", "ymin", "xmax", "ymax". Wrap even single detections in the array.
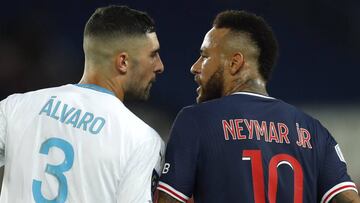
[
  {"xmin": 115, "ymin": 52, "xmax": 129, "ymax": 74},
  {"xmin": 230, "ymin": 52, "xmax": 245, "ymax": 75}
]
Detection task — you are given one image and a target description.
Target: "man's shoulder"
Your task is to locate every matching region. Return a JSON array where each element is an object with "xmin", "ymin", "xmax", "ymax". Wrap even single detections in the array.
[
  {"xmin": 278, "ymin": 100, "xmax": 321, "ymax": 124},
  {"xmin": 115, "ymin": 106, "xmax": 162, "ymax": 142},
  {"xmin": 178, "ymin": 96, "xmax": 321, "ymax": 126},
  {"xmin": 176, "ymin": 96, "xmax": 247, "ymax": 118},
  {"xmin": 179, "ymin": 98, "xmax": 224, "ymax": 115},
  {"xmin": 1, "ymin": 85, "xmax": 69, "ymax": 106}
]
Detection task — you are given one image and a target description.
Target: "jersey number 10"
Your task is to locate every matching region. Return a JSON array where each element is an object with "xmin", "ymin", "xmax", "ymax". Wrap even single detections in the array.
[{"xmin": 242, "ymin": 150, "xmax": 304, "ymax": 203}]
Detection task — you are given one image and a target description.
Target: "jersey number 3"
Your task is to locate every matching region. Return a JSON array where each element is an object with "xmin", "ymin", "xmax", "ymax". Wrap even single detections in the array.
[
  {"xmin": 32, "ymin": 137, "xmax": 74, "ymax": 203},
  {"xmin": 243, "ymin": 150, "xmax": 304, "ymax": 203}
]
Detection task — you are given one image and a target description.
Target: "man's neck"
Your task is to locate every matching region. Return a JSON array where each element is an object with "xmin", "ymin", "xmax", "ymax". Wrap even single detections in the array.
[
  {"xmin": 79, "ymin": 71, "xmax": 125, "ymax": 101},
  {"xmin": 224, "ymin": 78, "xmax": 268, "ymax": 96}
]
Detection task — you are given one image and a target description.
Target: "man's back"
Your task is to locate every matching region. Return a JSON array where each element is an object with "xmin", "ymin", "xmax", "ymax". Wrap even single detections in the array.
[
  {"xmin": 0, "ymin": 84, "xmax": 164, "ymax": 202},
  {"xmin": 158, "ymin": 92, "xmax": 357, "ymax": 203}
]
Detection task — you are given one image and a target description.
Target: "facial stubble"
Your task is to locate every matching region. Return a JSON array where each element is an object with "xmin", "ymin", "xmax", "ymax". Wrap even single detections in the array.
[{"xmin": 198, "ymin": 66, "xmax": 224, "ymax": 103}]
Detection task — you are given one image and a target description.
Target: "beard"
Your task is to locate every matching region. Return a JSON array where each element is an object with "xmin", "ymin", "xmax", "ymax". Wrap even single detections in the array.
[
  {"xmin": 197, "ymin": 66, "xmax": 224, "ymax": 103},
  {"xmin": 125, "ymin": 80, "xmax": 153, "ymax": 101},
  {"xmin": 124, "ymin": 59, "xmax": 154, "ymax": 101}
]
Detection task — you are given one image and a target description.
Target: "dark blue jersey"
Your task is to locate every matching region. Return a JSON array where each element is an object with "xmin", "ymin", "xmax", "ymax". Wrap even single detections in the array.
[{"xmin": 158, "ymin": 92, "xmax": 357, "ymax": 203}]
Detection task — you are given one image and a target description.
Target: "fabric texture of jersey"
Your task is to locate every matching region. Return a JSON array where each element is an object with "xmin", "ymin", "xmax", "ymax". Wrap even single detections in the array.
[
  {"xmin": 0, "ymin": 84, "xmax": 164, "ymax": 203},
  {"xmin": 158, "ymin": 92, "xmax": 357, "ymax": 203}
]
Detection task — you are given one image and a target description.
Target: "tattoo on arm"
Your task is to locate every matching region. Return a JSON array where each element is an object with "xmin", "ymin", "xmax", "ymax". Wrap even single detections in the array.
[
  {"xmin": 331, "ymin": 190, "xmax": 360, "ymax": 203},
  {"xmin": 157, "ymin": 191, "xmax": 182, "ymax": 203}
]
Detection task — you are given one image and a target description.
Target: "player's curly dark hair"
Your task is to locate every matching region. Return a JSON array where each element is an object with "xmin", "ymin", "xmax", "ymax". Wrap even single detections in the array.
[
  {"xmin": 213, "ymin": 10, "xmax": 278, "ymax": 81},
  {"xmin": 84, "ymin": 5, "xmax": 155, "ymax": 39}
]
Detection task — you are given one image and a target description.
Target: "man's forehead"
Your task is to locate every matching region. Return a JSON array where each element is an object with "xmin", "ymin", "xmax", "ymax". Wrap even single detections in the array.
[
  {"xmin": 145, "ymin": 32, "xmax": 160, "ymax": 49},
  {"xmin": 201, "ymin": 27, "xmax": 229, "ymax": 50}
]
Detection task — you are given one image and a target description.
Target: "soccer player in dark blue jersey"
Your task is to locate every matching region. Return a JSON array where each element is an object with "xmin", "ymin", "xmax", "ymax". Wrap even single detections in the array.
[{"xmin": 157, "ymin": 10, "xmax": 360, "ymax": 203}]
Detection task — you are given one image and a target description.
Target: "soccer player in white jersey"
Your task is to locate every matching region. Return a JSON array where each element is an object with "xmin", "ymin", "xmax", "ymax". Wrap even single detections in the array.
[{"xmin": 0, "ymin": 5, "xmax": 165, "ymax": 203}]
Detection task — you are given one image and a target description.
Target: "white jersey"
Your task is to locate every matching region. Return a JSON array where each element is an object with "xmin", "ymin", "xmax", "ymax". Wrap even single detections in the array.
[{"xmin": 0, "ymin": 84, "xmax": 165, "ymax": 203}]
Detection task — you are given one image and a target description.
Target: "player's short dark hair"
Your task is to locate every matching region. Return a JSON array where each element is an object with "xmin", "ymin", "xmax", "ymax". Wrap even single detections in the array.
[
  {"xmin": 84, "ymin": 5, "xmax": 155, "ymax": 39},
  {"xmin": 213, "ymin": 10, "xmax": 278, "ymax": 81}
]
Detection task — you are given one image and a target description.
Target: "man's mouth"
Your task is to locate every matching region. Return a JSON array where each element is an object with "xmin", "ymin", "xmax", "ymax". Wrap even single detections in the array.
[
  {"xmin": 196, "ymin": 86, "xmax": 201, "ymax": 94},
  {"xmin": 151, "ymin": 77, "xmax": 156, "ymax": 83},
  {"xmin": 194, "ymin": 75, "xmax": 200, "ymax": 82},
  {"xmin": 194, "ymin": 76, "xmax": 203, "ymax": 95},
  {"xmin": 149, "ymin": 77, "xmax": 156, "ymax": 85}
]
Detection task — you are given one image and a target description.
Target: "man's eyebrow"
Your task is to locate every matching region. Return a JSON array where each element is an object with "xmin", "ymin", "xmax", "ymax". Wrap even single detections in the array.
[{"xmin": 152, "ymin": 48, "xmax": 160, "ymax": 54}]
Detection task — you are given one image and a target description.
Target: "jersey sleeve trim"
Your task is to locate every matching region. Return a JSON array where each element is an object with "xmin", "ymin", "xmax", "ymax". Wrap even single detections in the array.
[
  {"xmin": 157, "ymin": 181, "xmax": 189, "ymax": 203},
  {"xmin": 321, "ymin": 181, "xmax": 358, "ymax": 203}
]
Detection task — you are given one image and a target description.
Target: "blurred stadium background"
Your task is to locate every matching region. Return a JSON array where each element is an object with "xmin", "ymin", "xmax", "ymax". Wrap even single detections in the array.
[{"xmin": 1, "ymin": 0, "xmax": 359, "ymax": 191}]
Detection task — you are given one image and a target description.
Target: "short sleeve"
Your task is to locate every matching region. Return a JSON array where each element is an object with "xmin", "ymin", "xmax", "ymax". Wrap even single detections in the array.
[
  {"xmin": 0, "ymin": 99, "xmax": 7, "ymax": 167},
  {"xmin": 157, "ymin": 108, "xmax": 200, "ymax": 203},
  {"xmin": 318, "ymin": 129, "xmax": 358, "ymax": 203},
  {"xmin": 117, "ymin": 135, "xmax": 164, "ymax": 203}
]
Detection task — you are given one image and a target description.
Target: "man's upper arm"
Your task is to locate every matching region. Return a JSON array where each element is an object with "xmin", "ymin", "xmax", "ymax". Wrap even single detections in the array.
[
  {"xmin": 317, "ymin": 125, "xmax": 358, "ymax": 203},
  {"xmin": 117, "ymin": 135, "xmax": 164, "ymax": 202},
  {"xmin": 158, "ymin": 191, "xmax": 183, "ymax": 203},
  {"xmin": 157, "ymin": 108, "xmax": 200, "ymax": 203},
  {"xmin": 331, "ymin": 190, "xmax": 360, "ymax": 203},
  {"xmin": 0, "ymin": 99, "xmax": 7, "ymax": 167},
  {"xmin": 0, "ymin": 99, "xmax": 4, "ymax": 193}
]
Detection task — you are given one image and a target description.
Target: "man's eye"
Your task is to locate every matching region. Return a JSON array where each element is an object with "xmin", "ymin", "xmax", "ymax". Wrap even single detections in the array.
[{"xmin": 151, "ymin": 52, "xmax": 159, "ymax": 58}]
